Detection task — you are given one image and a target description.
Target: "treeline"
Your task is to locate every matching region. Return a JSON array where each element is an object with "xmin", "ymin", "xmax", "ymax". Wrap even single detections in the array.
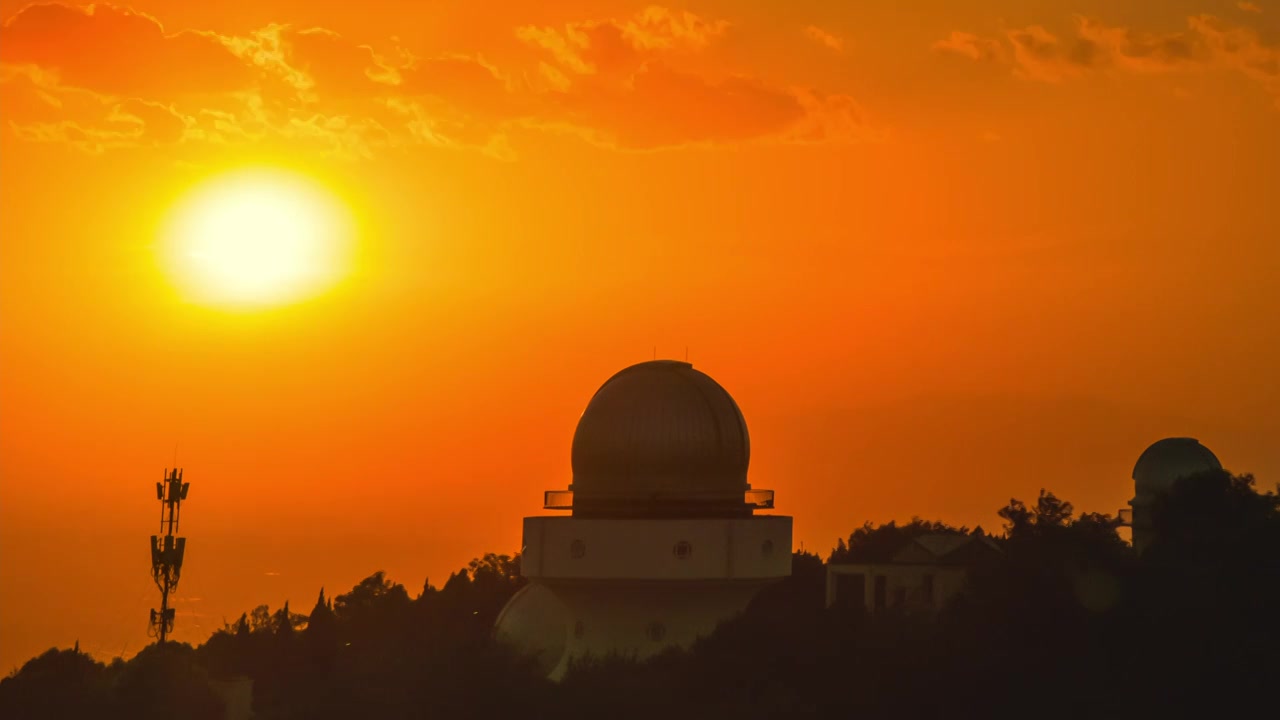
[{"xmin": 3, "ymin": 468, "xmax": 1278, "ymax": 719}]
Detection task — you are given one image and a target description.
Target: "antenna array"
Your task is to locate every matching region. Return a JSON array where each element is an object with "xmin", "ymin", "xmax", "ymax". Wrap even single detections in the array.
[{"xmin": 148, "ymin": 468, "xmax": 189, "ymax": 643}]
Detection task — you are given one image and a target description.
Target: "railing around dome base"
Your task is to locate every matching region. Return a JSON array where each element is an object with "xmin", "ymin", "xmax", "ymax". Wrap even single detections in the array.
[
  {"xmin": 542, "ymin": 489, "xmax": 775, "ymax": 511},
  {"xmin": 744, "ymin": 489, "xmax": 775, "ymax": 509},
  {"xmin": 544, "ymin": 490, "xmax": 574, "ymax": 509}
]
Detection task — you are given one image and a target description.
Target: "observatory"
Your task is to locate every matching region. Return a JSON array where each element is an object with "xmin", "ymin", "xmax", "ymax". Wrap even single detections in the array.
[
  {"xmin": 495, "ymin": 360, "xmax": 792, "ymax": 679},
  {"xmin": 1126, "ymin": 437, "xmax": 1222, "ymax": 553}
]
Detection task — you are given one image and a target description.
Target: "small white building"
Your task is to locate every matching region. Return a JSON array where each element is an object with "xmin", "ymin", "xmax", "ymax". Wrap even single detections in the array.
[
  {"xmin": 826, "ymin": 534, "xmax": 1001, "ymax": 613},
  {"xmin": 494, "ymin": 360, "xmax": 793, "ymax": 679}
]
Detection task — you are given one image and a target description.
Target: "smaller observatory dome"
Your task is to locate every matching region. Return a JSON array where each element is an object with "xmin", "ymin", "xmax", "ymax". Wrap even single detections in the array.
[
  {"xmin": 570, "ymin": 361, "xmax": 750, "ymax": 515},
  {"xmin": 1132, "ymin": 437, "xmax": 1221, "ymax": 496}
]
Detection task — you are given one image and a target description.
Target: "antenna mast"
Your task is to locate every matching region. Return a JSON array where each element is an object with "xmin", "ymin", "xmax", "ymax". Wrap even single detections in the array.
[{"xmin": 149, "ymin": 468, "xmax": 190, "ymax": 644}]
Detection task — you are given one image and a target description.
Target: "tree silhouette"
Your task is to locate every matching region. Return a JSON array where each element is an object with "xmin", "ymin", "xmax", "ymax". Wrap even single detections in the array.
[
  {"xmin": 4, "ymin": 478, "xmax": 1279, "ymax": 720},
  {"xmin": 0, "ymin": 647, "xmax": 110, "ymax": 719},
  {"xmin": 829, "ymin": 518, "xmax": 970, "ymax": 563}
]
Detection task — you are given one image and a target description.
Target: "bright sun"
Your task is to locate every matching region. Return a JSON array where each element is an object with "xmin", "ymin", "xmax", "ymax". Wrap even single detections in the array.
[{"xmin": 161, "ymin": 168, "xmax": 355, "ymax": 308}]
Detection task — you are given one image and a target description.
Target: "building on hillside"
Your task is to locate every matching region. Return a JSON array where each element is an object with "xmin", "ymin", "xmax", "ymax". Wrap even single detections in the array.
[
  {"xmin": 825, "ymin": 533, "xmax": 1001, "ymax": 613},
  {"xmin": 1122, "ymin": 437, "xmax": 1222, "ymax": 554},
  {"xmin": 493, "ymin": 360, "xmax": 793, "ymax": 680}
]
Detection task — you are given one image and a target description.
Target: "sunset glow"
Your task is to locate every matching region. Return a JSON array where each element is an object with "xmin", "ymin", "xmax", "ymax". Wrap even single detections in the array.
[{"xmin": 0, "ymin": 0, "xmax": 1278, "ymax": 674}]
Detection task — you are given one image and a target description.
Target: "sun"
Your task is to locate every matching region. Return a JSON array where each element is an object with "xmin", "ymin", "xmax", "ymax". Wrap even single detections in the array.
[{"xmin": 161, "ymin": 168, "xmax": 355, "ymax": 308}]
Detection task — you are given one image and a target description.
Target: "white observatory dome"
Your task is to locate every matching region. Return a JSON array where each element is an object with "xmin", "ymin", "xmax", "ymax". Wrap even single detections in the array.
[
  {"xmin": 569, "ymin": 360, "xmax": 750, "ymax": 516},
  {"xmin": 496, "ymin": 360, "xmax": 792, "ymax": 680},
  {"xmin": 1132, "ymin": 437, "xmax": 1222, "ymax": 496}
]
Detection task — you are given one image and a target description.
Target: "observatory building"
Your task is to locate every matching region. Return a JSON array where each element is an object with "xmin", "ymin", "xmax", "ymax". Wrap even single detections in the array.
[
  {"xmin": 495, "ymin": 360, "xmax": 792, "ymax": 679},
  {"xmin": 1126, "ymin": 437, "xmax": 1222, "ymax": 553}
]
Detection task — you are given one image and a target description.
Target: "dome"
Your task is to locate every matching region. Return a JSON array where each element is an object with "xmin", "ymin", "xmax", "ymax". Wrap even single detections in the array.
[
  {"xmin": 1132, "ymin": 437, "xmax": 1221, "ymax": 496},
  {"xmin": 570, "ymin": 360, "xmax": 750, "ymax": 515}
]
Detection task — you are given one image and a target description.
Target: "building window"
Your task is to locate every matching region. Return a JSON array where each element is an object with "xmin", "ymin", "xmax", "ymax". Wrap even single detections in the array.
[
  {"xmin": 673, "ymin": 541, "xmax": 692, "ymax": 560},
  {"xmin": 922, "ymin": 573, "xmax": 935, "ymax": 605},
  {"xmin": 645, "ymin": 622, "xmax": 666, "ymax": 643},
  {"xmin": 570, "ymin": 539, "xmax": 586, "ymax": 559},
  {"xmin": 761, "ymin": 539, "xmax": 774, "ymax": 556},
  {"xmin": 574, "ymin": 620, "xmax": 585, "ymax": 639}
]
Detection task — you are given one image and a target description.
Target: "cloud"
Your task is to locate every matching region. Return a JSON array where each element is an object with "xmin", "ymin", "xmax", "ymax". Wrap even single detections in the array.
[
  {"xmin": 0, "ymin": 3, "xmax": 872, "ymax": 155},
  {"xmin": 626, "ymin": 5, "xmax": 729, "ymax": 51},
  {"xmin": 515, "ymin": 5, "xmax": 726, "ymax": 79},
  {"xmin": 1006, "ymin": 25, "xmax": 1086, "ymax": 82},
  {"xmin": 520, "ymin": 61, "xmax": 802, "ymax": 149},
  {"xmin": 1073, "ymin": 17, "xmax": 1198, "ymax": 74},
  {"xmin": 107, "ymin": 98, "xmax": 190, "ymax": 144},
  {"xmin": 805, "ymin": 25, "xmax": 844, "ymax": 53},
  {"xmin": 0, "ymin": 3, "xmax": 250, "ymax": 96},
  {"xmin": 933, "ymin": 31, "xmax": 1006, "ymax": 62},
  {"xmin": 1237, "ymin": 2, "xmax": 1263, "ymax": 13},
  {"xmin": 937, "ymin": 14, "xmax": 1280, "ymax": 102},
  {"xmin": 1188, "ymin": 14, "xmax": 1280, "ymax": 90},
  {"xmin": 788, "ymin": 89, "xmax": 877, "ymax": 144},
  {"xmin": 517, "ymin": 7, "xmax": 874, "ymax": 149},
  {"xmin": 1, "ymin": 63, "xmax": 194, "ymax": 151},
  {"xmin": 396, "ymin": 55, "xmax": 512, "ymax": 116}
]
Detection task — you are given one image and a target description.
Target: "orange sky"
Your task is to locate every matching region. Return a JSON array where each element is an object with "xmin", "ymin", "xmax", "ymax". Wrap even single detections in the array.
[{"xmin": 1, "ymin": 0, "xmax": 1278, "ymax": 670}]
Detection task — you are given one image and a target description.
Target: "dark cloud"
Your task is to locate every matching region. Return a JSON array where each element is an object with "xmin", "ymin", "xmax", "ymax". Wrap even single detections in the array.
[{"xmin": 941, "ymin": 13, "xmax": 1279, "ymax": 98}]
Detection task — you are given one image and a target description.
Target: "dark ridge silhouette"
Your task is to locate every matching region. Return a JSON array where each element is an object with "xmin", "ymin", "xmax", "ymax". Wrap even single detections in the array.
[{"xmin": 3, "ymin": 476, "xmax": 1278, "ymax": 719}]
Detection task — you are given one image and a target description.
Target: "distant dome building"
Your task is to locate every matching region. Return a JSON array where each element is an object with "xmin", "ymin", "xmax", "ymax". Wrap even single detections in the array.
[
  {"xmin": 495, "ymin": 360, "xmax": 792, "ymax": 679},
  {"xmin": 1128, "ymin": 437, "xmax": 1222, "ymax": 553}
]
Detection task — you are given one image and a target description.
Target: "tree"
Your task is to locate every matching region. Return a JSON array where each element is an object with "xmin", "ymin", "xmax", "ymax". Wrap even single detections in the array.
[
  {"xmin": 333, "ymin": 571, "xmax": 411, "ymax": 625},
  {"xmin": 829, "ymin": 518, "xmax": 970, "ymax": 563},
  {"xmin": 0, "ymin": 647, "xmax": 110, "ymax": 719},
  {"xmin": 109, "ymin": 643, "xmax": 224, "ymax": 720},
  {"xmin": 1148, "ymin": 469, "xmax": 1280, "ymax": 566}
]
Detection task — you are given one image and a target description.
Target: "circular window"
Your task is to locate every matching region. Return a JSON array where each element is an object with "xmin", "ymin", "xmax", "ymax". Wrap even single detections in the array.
[
  {"xmin": 645, "ymin": 622, "xmax": 666, "ymax": 643},
  {"xmin": 574, "ymin": 620, "xmax": 585, "ymax": 639},
  {"xmin": 673, "ymin": 541, "xmax": 692, "ymax": 560},
  {"xmin": 761, "ymin": 539, "xmax": 774, "ymax": 556},
  {"xmin": 569, "ymin": 539, "xmax": 586, "ymax": 559}
]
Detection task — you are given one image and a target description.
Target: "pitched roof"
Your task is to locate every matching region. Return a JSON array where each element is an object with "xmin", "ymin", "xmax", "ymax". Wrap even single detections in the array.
[{"xmin": 890, "ymin": 533, "xmax": 1002, "ymax": 565}]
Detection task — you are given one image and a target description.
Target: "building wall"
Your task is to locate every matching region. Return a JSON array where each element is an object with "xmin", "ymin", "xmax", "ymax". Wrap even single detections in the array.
[
  {"xmin": 498, "ymin": 514, "xmax": 792, "ymax": 680},
  {"xmin": 522, "ymin": 516, "xmax": 792, "ymax": 581},
  {"xmin": 1129, "ymin": 496, "xmax": 1154, "ymax": 555},
  {"xmin": 826, "ymin": 563, "xmax": 969, "ymax": 612},
  {"xmin": 497, "ymin": 578, "xmax": 770, "ymax": 681}
]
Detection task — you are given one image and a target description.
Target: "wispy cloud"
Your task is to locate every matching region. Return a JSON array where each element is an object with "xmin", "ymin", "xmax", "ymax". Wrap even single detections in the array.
[
  {"xmin": 935, "ymin": 14, "xmax": 1280, "ymax": 104},
  {"xmin": 804, "ymin": 25, "xmax": 844, "ymax": 53}
]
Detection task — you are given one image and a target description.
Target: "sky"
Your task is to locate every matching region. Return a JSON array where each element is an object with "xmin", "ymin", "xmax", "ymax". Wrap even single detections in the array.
[{"xmin": 1, "ymin": 0, "xmax": 1278, "ymax": 670}]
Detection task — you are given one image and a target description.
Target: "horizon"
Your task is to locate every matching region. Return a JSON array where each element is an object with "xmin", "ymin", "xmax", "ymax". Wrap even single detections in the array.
[{"xmin": 2, "ymin": 0, "xmax": 1279, "ymax": 673}]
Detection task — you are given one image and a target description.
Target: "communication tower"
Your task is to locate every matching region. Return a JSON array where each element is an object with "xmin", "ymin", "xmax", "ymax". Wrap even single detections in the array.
[{"xmin": 149, "ymin": 468, "xmax": 189, "ymax": 643}]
